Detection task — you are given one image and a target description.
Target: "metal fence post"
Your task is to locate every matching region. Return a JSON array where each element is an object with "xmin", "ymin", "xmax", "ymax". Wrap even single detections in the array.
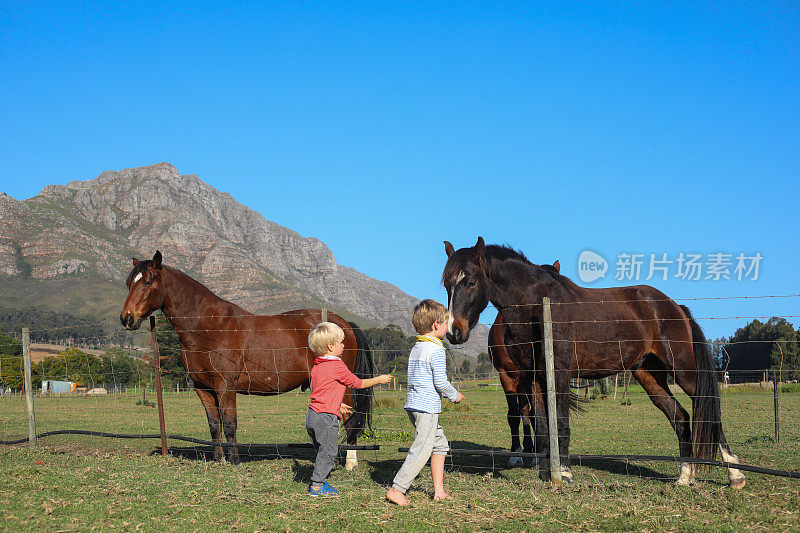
[
  {"xmin": 542, "ymin": 297, "xmax": 562, "ymax": 484},
  {"xmin": 22, "ymin": 327, "xmax": 36, "ymax": 446},
  {"xmin": 773, "ymin": 370, "xmax": 780, "ymax": 444}
]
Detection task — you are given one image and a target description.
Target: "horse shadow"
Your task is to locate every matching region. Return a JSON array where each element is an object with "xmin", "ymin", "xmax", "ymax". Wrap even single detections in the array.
[
  {"xmin": 150, "ymin": 444, "xmax": 316, "ymax": 464},
  {"xmin": 153, "ymin": 441, "xmax": 693, "ymax": 486},
  {"xmin": 365, "ymin": 439, "xmax": 677, "ymax": 485}
]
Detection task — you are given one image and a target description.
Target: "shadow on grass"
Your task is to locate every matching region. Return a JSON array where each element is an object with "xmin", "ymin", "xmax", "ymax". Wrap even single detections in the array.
[
  {"xmin": 365, "ymin": 440, "xmax": 529, "ymax": 487},
  {"xmin": 364, "ymin": 439, "xmax": 687, "ymax": 486},
  {"xmin": 152, "ymin": 444, "xmax": 316, "ymax": 464},
  {"xmin": 153, "ymin": 440, "xmax": 704, "ymax": 487}
]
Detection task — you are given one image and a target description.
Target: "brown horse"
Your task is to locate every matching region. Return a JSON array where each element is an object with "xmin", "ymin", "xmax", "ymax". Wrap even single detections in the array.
[
  {"xmin": 489, "ymin": 312, "xmax": 533, "ymax": 467},
  {"xmin": 443, "ymin": 238, "xmax": 745, "ymax": 488},
  {"xmin": 120, "ymin": 251, "xmax": 375, "ymax": 468}
]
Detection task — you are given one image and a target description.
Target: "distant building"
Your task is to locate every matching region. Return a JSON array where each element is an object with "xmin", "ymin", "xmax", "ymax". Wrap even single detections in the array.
[{"xmin": 41, "ymin": 380, "xmax": 76, "ymax": 394}]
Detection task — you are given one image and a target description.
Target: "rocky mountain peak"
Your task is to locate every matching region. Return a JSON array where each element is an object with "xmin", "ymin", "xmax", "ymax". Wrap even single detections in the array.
[{"xmin": 0, "ymin": 163, "xmax": 488, "ymax": 353}]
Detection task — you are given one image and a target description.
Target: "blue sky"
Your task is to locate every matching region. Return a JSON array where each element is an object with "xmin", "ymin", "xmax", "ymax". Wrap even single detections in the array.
[{"xmin": 1, "ymin": 2, "xmax": 798, "ymax": 340}]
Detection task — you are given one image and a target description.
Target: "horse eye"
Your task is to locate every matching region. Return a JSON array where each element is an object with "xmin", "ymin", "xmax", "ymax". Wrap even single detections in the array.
[{"xmin": 467, "ymin": 279, "xmax": 477, "ymax": 289}]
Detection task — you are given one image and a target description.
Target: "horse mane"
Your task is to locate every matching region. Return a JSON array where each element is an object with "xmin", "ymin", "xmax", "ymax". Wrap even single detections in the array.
[
  {"xmin": 443, "ymin": 244, "xmax": 531, "ymax": 286},
  {"xmin": 444, "ymin": 243, "xmax": 571, "ymax": 285},
  {"xmin": 126, "ymin": 260, "xmax": 238, "ymax": 306},
  {"xmin": 485, "ymin": 244, "xmax": 532, "ymax": 265}
]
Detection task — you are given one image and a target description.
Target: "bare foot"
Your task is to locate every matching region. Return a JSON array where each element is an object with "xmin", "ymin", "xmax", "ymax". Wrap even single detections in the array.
[
  {"xmin": 433, "ymin": 491, "xmax": 452, "ymax": 501},
  {"xmin": 386, "ymin": 487, "xmax": 408, "ymax": 506}
]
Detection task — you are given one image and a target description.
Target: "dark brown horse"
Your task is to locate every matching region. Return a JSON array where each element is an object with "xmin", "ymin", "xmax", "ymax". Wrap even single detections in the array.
[
  {"xmin": 443, "ymin": 238, "xmax": 745, "ymax": 488},
  {"xmin": 120, "ymin": 251, "xmax": 375, "ymax": 468},
  {"xmin": 490, "ymin": 260, "xmax": 561, "ymax": 467},
  {"xmin": 489, "ymin": 312, "xmax": 533, "ymax": 467}
]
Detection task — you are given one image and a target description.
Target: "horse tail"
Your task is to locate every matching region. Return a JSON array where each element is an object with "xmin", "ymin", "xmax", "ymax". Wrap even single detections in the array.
[
  {"xmin": 681, "ymin": 305, "xmax": 721, "ymax": 462},
  {"xmin": 343, "ymin": 321, "xmax": 375, "ymax": 443}
]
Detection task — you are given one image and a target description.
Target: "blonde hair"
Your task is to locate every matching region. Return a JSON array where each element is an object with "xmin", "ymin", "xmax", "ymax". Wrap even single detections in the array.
[
  {"xmin": 412, "ymin": 299, "xmax": 449, "ymax": 334},
  {"xmin": 308, "ymin": 322, "xmax": 345, "ymax": 355}
]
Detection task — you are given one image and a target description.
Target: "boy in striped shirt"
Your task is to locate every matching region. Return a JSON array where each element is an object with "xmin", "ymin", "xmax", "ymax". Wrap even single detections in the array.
[{"xmin": 386, "ymin": 300, "xmax": 465, "ymax": 506}]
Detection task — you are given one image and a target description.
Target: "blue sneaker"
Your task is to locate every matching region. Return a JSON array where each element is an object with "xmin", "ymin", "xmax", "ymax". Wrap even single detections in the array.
[{"xmin": 309, "ymin": 482, "xmax": 339, "ymax": 496}]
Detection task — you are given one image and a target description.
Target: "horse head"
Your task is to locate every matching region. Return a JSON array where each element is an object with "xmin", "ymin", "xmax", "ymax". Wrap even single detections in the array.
[
  {"xmin": 120, "ymin": 250, "xmax": 165, "ymax": 330},
  {"xmin": 442, "ymin": 237, "xmax": 490, "ymax": 344}
]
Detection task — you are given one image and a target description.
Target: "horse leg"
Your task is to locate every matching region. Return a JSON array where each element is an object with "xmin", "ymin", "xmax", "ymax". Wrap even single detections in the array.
[
  {"xmin": 506, "ymin": 392, "xmax": 523, "ymax": 467},
  {"xmin": 217, "ymin": 389, "xmax": 240, "ymax": 465},
  {"xmin": 342, "ymin": 389, "xmax": 357, "ymax": 471},
  {"xmin": 555, "ymin": 367, "xmax": 572, "ymax": 482},
  {"xmin": 520, "ymin": 399, "xmax": 535, "ymax": 465},
  {"xmin": 719, "ymin": 430, "xmax": 746, "ymax": 489},
  {"xmin": 673, "ymin": 368, "xmax": 746, "ymax": 489},
  {"xmin": 195, "ymin": 387, "xmax": 224, "ymax": 462},
  {"xmin": 528, "ymin": 377, "xmax": 550, "ymax": 481},
  {"xmin": 632, "ymin": 362, "xmax": 694, "ymax": 485}
]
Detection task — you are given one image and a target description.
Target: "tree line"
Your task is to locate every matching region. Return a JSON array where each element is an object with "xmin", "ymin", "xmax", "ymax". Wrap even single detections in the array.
[
  {"xmin": 0, "ymin": 340, "xmax": 152, "ymax": 392},
  {"xmin": 712, "ymin": 317, "xmax": 799, "ymax": 380},
  {"xmin": 0, "ymin": 305, "xmax": 136, "ymax": 347}
]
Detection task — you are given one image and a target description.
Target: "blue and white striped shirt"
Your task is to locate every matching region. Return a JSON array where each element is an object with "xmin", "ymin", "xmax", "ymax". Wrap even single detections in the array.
[{"xmin": 404, "ymin": 336, "xmax": 459, "ymax": 413}]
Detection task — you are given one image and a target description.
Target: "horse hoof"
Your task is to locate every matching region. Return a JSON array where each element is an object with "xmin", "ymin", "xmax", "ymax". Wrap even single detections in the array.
[
  {"xmin": 730, "ymin": 476, "xmax": 746, "ymax": 490},
  {"xmin": 344, "ymin": 460, "xmax": 358, "ymax": 471},
  {"xmin": 508, "ymin": 456, "xmax": 524, "ymax": 468},
  {"xmin": 675, "ymin": 478, "xmax": 693, "ymax": 487}
]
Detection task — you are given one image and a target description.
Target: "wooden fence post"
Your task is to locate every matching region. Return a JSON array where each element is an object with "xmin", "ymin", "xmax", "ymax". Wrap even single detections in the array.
[
  {"xmin": 22, "ymin": 327, "xmax": 37, "ymax": 446},
  {"xmin": 150, "ymin": 317, "xmax": 168, "ymax": 456},
  {"xmin": 542, "ymin": 297, "xmax": 562, "ymax": 484}
]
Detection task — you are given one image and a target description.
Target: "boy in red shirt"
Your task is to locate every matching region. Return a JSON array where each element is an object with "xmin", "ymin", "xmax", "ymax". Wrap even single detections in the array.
[{"xmin": 306, "ymin": 322, "xmax": 392, "ymax": 496}]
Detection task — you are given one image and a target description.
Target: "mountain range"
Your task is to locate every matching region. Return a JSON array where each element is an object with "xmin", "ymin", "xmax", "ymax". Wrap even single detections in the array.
[{"xmin": 0, "ymin": 163, "xmax": 487, "ymax": 354}]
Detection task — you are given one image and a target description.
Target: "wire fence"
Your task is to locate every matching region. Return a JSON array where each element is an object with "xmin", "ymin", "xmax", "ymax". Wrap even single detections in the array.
[{"xmin": 1, "ymin": 296, "xmax": 799, "ymax": 483}]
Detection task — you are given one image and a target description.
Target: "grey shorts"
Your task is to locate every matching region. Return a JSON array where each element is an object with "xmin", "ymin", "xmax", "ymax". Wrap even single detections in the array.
[{"xmin": 391, "ymin": 410, "xmax": 449, "ymax": 493}]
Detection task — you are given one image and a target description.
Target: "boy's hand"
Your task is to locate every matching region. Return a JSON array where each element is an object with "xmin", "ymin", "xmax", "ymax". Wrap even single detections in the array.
[
  {"xmin": 340, "ymin": 403, "xmax": 352, "ymax": 417},
  {"xmin": 454, "ymin": 391, "xmax": 465, "ymax": 403},
  {"xmin": 377, "ymin": 374, "xmax": 393, "ymax": 385}
]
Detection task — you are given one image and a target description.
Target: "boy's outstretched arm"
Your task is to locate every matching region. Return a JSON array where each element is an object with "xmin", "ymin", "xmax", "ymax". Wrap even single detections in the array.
[{"xmin": 357, "ymin": 374, "xmax": 393, "ymax": 389}]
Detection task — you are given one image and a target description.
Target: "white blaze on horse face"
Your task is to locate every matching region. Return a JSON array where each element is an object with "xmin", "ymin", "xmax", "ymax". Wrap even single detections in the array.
[
  {"xmin": 133, "ymin": 272, "xmax": 143, "ymax": 284},
  {"xmin": 446, "ymin": 271, "xmax": 464, "ymax": 334}
]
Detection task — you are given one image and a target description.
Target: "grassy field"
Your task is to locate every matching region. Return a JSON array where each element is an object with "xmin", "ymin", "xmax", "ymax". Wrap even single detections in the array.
[{"xmin": 1, "ymin": 384, "xmax": 799, "ymax": 531}]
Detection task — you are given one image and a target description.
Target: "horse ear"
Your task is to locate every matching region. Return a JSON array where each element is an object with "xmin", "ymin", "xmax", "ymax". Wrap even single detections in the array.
[
  {"xmin": 444, "ymin": 241, "xmax": 455, "ymax": 257},
  {"xmin": 132, "ymin": 258, "xmax": 139, "ymax": 266},
  {"xmin": 153, "ymin": 250, "xmax": 162, "ymax": 269},
  {"xmin": 553, "ymin": 260, "xmax": 560, "ymax": 272},
  {"xmin": 472, "ymin": 237, "xmax": 486, "ymax": 269}
]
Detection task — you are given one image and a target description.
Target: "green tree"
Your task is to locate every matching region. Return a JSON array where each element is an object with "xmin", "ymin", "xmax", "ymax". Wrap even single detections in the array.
[
  {"xmin": 155, "ymin": 314, "xmax": 187, "ymax": 386},
  {"xmin": 38, "ymin": 348, "xmax": 103, "ymax": 387},
  {"xmin": 0, "ymin": 332, "xmax": 22, "ymax": 356},
  {"xmin": 101, "ymin": 352, "xmax": 138, "ymax": 386},
  {"xmin": 0, "ymin": 355, "xmax": 23, "ymax": 391},
  {"xmin": 458, "ymin": 359, "xmax": 471, "ymax": 377},
  {"xmin": 711, "ymin": 336, "xmax": 729, "ymax": 372},
  {"xmin": 725, "ymin": 318, "xmax": 799, "ymax": 380},
  {"xmin": 364, "ymin": 324, "xmax": 415, "ymax": 378}
]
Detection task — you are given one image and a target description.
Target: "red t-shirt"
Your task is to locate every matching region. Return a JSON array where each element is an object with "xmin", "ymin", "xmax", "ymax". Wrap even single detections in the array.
[{"xmin": 308, "ymin": 356, "xmax": 363, "ymax": 418}]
